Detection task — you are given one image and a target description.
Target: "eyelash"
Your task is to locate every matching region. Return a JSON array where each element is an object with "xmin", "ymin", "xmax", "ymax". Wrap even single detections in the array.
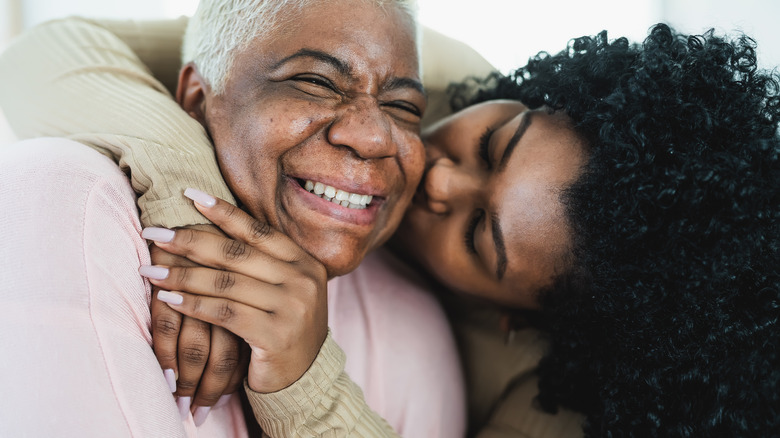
[
  {"xmin": 478, "ymin": 127, "xmax": 494, "ymax": 168},
  {"xmin": 464, "ymin": 209, "xmax": 485, "ymax": 255},
  {"xmin": 293, "ymin": 75, "xmax": 338, "ymax": 91},
  {"xmin": 383, "ymin": 101, "xmax": 421, "ymax": 117},
  {"xmin": 294, "ymin": 76, "xmax": 419, "ymax": 118}
]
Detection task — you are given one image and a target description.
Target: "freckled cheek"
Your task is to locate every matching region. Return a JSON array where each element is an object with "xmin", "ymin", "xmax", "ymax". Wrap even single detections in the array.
[{"xmin": 399, "ymin": 136, "xmax": 426, "ymax": 189}]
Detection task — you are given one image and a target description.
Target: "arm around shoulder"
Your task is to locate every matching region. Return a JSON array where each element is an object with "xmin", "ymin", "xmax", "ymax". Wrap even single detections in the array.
[{"xmin": 0, "ymin": 17, "xmax": 234, "ymax": 228}]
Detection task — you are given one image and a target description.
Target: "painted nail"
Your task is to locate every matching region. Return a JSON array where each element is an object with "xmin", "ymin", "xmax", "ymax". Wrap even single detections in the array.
[
  {"xmin": 214, "ymin": 394, "xmax": 232, "ymax": 408},
  {"xmin": 177, "ymin": 396, "xmax": 191, "ymax": 419},
  {"xmin": 193, "ymin": 405, "xmax": 211, "ymax": 427},
  {"xmin": 157, "ymin": 290, "xmax": 183, "ymax": 306},
  {"xmin": 163, "ymin": 368, "xmax": 177, "ymax": 392},
  {"xmin": 184, "ymin": 188, "xmax": 216, "ymax": 208},
  {"xmin": 139, "ymin": 265, "xmax": 169, "ymax": 280},
  {"xmin": 142, "ymin": 227, "xmax": 175, "ymax": 243}
]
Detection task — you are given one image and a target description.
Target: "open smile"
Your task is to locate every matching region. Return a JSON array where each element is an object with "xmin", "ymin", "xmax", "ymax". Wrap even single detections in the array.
[
  {"xmin": 287, "ymin": 177, "xmax": 385, "ymax": 226},
  {"xmin": 302, "ymin": 179, "xmax": 373, "ymax": 209}
]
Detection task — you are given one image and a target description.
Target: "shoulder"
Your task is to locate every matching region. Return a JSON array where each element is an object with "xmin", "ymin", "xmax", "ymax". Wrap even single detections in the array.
[
  {"xmin": 1, "ymin": 137, "xmax": 123, "ymax": 181},
  {"xmin": 1, "ymin": 138, "xmax": 136, "ymax": 223},
  {"xmin": 343, "ymin": 248, "xmax": 452, "ymax": 338}
]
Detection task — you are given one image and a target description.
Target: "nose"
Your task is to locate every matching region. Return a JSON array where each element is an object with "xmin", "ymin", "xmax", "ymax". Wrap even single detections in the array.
[
  {"xmin": 424, "ymin": 157, "xmax": 482, "ymax": 214},
  {"xmin": 327, "ymin": 97, "xmax": 396, "ymax": 160}
]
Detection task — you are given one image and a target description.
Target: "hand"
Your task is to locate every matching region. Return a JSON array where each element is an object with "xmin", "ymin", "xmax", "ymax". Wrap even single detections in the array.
[
  {"xmin": 144, "ymin": 224, "xmax": 250, "ymax": 423},
  {"xmin": 140, "ymin": 189, "xmax": 329, "ymax": 394}
]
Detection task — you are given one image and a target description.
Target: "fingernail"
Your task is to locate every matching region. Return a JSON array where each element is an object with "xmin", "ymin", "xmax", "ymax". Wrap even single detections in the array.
[
  {"xmin": 177, "ymin": 396, "xmax": 191, "ymax": 419},
  {"xmin": 163, "ymin": 368, "xmax": 177, "ymax": 392},
  {"xmin": 184, "ymin": 188, "xmax": 216, "ymax": 208},
  {"xmin": 157, "ymin": 290, "xmax": 183, "ymax": 306},
  {"xmin": 214, "ymin": 394, "xmax": 232, "ymax": 408},
  {"xmin": 139, "ymin": 265, "xmax": 169, "ymax": 280},
  {"xmin": 142, "ymin": 227, "xmax": 175, "ymax": 243},
  {"xmin": 193, "ymin": 405, "xmax": 211, "ymax": 427}
]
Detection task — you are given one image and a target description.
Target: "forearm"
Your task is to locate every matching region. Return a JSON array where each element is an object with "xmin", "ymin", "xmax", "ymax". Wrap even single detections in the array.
[
  {"xmin": 0, "ymin": 17, "xmax": 234, "ymax": 227},
  {"xmin": 245, "ymin": 333, "xmax": 400, "ymax": 438}
]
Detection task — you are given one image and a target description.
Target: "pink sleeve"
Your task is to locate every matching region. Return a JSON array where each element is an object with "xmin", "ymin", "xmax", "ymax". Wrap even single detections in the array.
[{"xmin": 0, "ymin": 138, "xmax": 246, "ymax": 438}]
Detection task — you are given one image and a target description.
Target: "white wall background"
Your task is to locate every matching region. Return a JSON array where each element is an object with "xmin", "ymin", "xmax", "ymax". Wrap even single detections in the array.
[{"xmin": 2, "ymin": 0, "xmax": 780, "ymax": 146}]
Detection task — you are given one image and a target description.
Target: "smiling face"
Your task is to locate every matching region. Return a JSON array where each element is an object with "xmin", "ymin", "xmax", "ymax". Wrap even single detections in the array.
[
  {"xmin": 179, "ymin": 0, "xmax": 426, "ymax": 277},
  {"xmin": 391, "ymin": 100, "xmax": 587, "ymax": 309}
]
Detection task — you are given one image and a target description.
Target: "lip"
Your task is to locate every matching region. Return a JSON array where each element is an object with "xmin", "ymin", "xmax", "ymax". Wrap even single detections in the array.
[{"xmin": 285, "ymin": 176, "xmax": 385, "ymax": 226}]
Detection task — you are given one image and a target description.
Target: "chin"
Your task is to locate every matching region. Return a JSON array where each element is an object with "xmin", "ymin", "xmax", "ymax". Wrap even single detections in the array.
[{"xmin": 309, "ymin": 244, "xmax": 366, "ymax": 279}]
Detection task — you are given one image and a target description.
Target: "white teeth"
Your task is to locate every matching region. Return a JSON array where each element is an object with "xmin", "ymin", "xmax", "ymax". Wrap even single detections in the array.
[
  {"xmin": 303, "ymin": 179, "xmax": 373, "ymax": 209},
  {"xmin": 324, "ymin": 186, "xmax": 336, "ymax": 199}
]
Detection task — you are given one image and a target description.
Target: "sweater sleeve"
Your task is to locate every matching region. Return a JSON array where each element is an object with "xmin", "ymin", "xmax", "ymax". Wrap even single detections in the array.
[
  {"xmin": 0, "ymin": 17, "xmax": 234, "ymax": 228},
  {"xmin": 245, "ymin": 332, "xmax": 400, "ymax": 438}
]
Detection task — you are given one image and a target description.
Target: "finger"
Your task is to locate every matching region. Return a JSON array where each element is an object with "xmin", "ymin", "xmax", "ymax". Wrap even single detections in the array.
[
  {"xmin": 191, "ymin": 326, "xmax": 241, "ymax": 423},
  {"xmin": 150, "ymin": 243, "xmax": 199, "ymax": 269},
  {"xmin": 151, "ymin": 288, "xmax": 183, "ymax": 392},
  {"xmin": 157, "ymin": 291, "xmax": 273, "ymax": 349},
  {"xmin": 144, "ymin": 228, "xmax": 295, "ymax": 285},
  {"xmin": 199, "ymin": 342, "xmax": 250, "ymax": 421},
  {"xmin": 143, "ymin": 265, "xmax": 287, "ymax": 311},
  {"xmin": 183, "ymin": 188, "xmax": 305, "ymax": 261},
  {"xmin": 175, "ymin": 316, "xmax": 211, "ymax": 402},
  {"xmin": 226, "ymin": 342, "xmax": 251, "ymax": 394}
]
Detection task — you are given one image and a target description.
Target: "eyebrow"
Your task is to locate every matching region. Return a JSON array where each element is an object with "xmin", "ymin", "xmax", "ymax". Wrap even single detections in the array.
[
  {"xmin": 271, "ymin": 49, "xmax": 352, "ymax": 76},
  {"xmin": 383, "ymin": 76, "xmax": 426, "ymax": 97},
  {"xmin": 491, "ymin": 213, "xmax": 508, "ymax": 280},
  {"xmin": 491, "ymin": 111, "xmax": 534, "ymax": 280},
  {"xmin": 271, "ymin": 49, "xmax": 425, "ymax": 97},
  {"xmin": 498, "ymin": 110, "xmax": 534, "ymax": 171}
]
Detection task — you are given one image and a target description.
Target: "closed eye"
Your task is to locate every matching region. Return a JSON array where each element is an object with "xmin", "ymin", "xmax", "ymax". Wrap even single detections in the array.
[
  {"xmin": 382, "ymin": 101, "xmax": 421, "ymax": 117},
  {"xmin": 464, "ymin": 209, "xmax": 485, "ymax": 255},
  {"xmin": 291, "ymin": 74, "xmax": 340, "ymax": 95},
  {"xmin": 478, "ymin": 126, "xmax": 494, "ymax": 169},
  {"xmin": 381, "ymin": 100, "xmax": 422, "ymax": 125}
]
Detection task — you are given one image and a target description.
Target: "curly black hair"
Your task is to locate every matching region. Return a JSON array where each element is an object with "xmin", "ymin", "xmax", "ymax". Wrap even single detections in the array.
[{"xmin": 451, "ymin": 23, "xmax": 779, "ymax": 436}]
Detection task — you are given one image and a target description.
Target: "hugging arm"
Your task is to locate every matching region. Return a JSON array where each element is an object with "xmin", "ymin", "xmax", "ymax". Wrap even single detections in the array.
[
  {"xmin": 0, "ymin": 17, "xmax": 235, "ymax": 228},
  {"xmin": 143, "ymin": 195, "xmax": 401, "ymax": 437}
]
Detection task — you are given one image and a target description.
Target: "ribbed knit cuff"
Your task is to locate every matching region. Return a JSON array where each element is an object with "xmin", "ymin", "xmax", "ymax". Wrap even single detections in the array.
[{"xmin": 244, "ymin": 331, "xmax": 346, "ymax": 433}]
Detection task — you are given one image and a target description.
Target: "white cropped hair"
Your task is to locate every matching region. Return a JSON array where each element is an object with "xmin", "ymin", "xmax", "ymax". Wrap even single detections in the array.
[{"xmin": 182, "ymin": 0, "xmax": 421, "ymax": 94}]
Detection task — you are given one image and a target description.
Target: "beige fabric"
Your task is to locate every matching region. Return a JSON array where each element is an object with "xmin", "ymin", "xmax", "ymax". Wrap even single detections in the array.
[
  {"xmin": 245, "ymin": 332, "xmax": 399, "ymax": 437},
  {"xmin": 444, "ymin": 297, "xmax": 585, "ymax": 438}
]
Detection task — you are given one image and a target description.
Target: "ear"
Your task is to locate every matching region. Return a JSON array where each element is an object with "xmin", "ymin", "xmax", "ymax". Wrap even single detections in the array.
[{"xmin": 176, "ymin": 62, "xmax": 209, "ymax": 125}]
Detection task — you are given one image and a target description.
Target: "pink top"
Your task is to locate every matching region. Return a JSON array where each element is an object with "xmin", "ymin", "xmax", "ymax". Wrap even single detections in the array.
[{"xmin": 330, "ymin": 249, "xmax": 467, "ymax": 437}]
